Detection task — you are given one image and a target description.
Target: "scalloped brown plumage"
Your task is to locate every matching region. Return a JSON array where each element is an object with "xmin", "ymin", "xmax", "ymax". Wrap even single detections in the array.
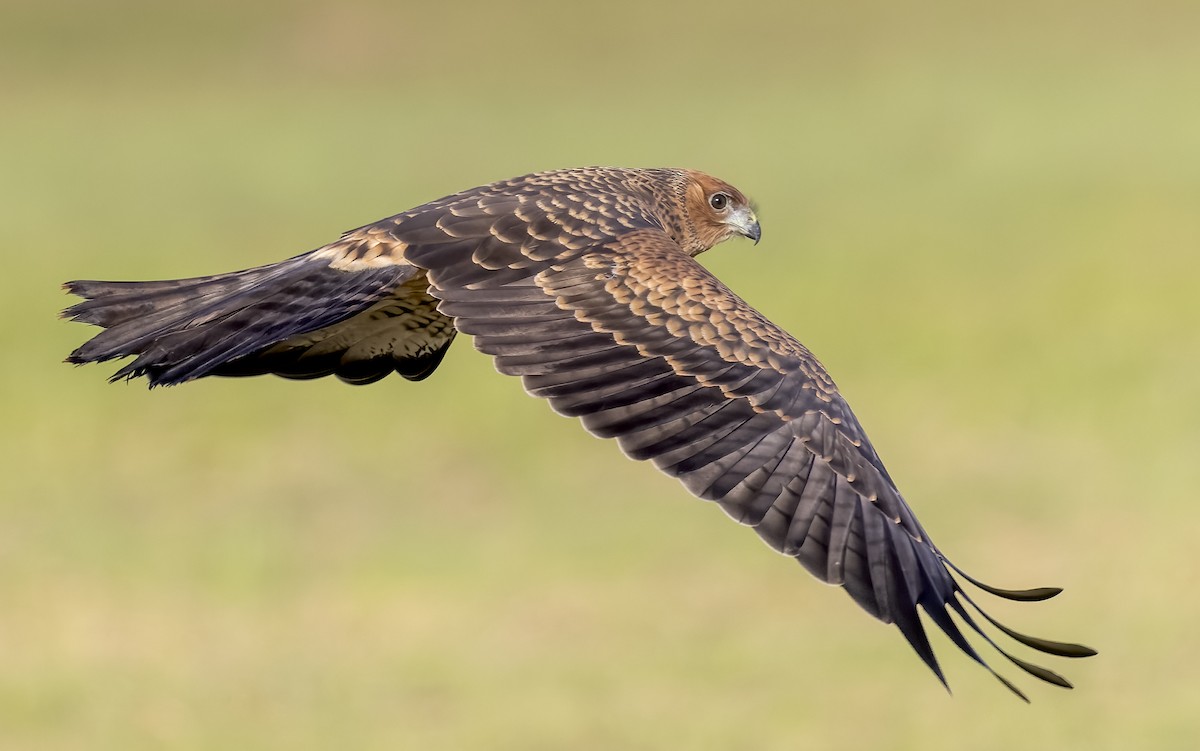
[{"xmin": 62, "ymin": 166, "xmax": 1095, "ymax": 699}]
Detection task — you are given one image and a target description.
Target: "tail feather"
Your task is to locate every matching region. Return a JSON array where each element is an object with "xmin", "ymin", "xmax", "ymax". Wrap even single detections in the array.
[
  {"xmin": 64, "ymin": 266, "xmax": 280, "ymax": 329},
  {"xmin": 64, "ymin": 260, "xmax": 312, "ymax": 367},
  {"xmin": 63, "ymin": 251, "xmax": 435, "ymax": 386}
]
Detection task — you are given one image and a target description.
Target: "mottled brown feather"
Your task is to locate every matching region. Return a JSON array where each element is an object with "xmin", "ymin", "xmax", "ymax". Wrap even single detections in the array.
[{"xmin": 63, "ymin": 167, "xmax": 1093, "ymax": 698}]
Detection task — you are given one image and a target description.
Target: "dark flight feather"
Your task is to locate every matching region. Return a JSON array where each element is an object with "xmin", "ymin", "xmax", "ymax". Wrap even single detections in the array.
[{"xmin": 63, "ymin": 166, "xmax": 1094, "ymax": 698}]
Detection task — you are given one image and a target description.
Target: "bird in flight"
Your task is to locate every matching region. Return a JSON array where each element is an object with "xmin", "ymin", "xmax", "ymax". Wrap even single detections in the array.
[{"xmin": 63, "ymin": 167, "xmax": 1094, "ymax": 699}]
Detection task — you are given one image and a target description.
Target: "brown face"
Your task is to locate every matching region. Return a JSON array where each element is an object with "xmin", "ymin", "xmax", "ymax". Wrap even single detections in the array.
[{"xmin": 683, "ymin": 171, "xmax": 761, "ymax": 252}]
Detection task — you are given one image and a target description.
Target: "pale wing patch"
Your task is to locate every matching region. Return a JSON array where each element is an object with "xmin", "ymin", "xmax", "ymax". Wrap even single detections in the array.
[{"xmin": 312, "ymin": 228, "xmax": 411, "ymax": 272}]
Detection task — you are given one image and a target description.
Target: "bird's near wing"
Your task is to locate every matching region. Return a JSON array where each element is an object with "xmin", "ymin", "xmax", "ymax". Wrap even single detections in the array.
[{"xmin": 408, "ymin": 225, "xmax": 1095, "ymax": 700}]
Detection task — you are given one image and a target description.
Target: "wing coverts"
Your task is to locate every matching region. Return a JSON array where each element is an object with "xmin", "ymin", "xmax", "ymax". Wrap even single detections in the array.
[{"xmin": 64, "ymin": 167, "xmax": 1094, "ymax": 698}]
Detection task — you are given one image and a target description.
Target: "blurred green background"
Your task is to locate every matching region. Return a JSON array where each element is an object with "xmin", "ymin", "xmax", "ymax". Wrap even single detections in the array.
[{"xmin": 4, "ymin": 0, "xmax": 1198, "ymax": 748}]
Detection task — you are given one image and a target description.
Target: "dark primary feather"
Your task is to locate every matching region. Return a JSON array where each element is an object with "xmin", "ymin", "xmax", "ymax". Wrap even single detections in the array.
[
  {"xmin": 411, "ymin": 218, "xmax": 1095, "ymax": 699},
  {"xmin": 63, "ymin": 166, "xmax": 1094, "ymax": 698}
]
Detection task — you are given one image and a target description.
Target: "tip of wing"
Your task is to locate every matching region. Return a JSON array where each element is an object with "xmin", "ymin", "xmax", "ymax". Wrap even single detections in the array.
[
  {"xmin": 927, "ymin": 566, "xmax": 1095, "ymax": 700},
  {"xmin": 943, "ymin": 559, "xmax": 1063, "ymax": 602},
  {"xmin": 969, "ymin": 600, "xmax": 1099, "ymax": 658},
  {"xmin": 876, "ymin": 526, "xmax": 1094, "ymax": 700}
]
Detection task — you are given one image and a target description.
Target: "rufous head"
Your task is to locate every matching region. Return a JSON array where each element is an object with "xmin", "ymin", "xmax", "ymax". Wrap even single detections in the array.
[{"xmin": 681, "ymin": 170, "xmax": 760, "ymax": 254}]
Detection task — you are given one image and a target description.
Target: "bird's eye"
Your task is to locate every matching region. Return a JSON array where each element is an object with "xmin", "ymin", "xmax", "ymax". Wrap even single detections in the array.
[{"xmin": 709, "ymin": 192, "xmax": 730, "ymax": 211}]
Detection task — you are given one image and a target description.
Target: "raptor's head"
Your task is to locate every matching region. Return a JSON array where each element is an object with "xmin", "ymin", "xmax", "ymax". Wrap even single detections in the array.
[{"xmin": 681, "ymin": 170, "xmax": 760, "ymax": 254}]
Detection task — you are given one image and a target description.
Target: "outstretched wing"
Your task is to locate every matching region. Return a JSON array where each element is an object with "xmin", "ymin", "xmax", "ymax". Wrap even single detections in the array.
[
  {"xmin": 405, "ymin": 226, "xmax": 1095, "ymax": 699},
  {"xmin": 63, "ymin": 166, "xmax": 1093, "ymax": 696}
]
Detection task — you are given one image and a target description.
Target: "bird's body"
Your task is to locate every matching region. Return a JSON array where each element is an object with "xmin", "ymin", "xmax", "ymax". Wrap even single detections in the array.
[{"xmin": 64, "ymin": 166, "xmax": 1093, "ymax": 698}]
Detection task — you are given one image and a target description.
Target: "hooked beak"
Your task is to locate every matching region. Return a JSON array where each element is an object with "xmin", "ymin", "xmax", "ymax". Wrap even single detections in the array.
[{"xmin": 731, "ymin": 208, "xmax": 761, "ymax": 245}]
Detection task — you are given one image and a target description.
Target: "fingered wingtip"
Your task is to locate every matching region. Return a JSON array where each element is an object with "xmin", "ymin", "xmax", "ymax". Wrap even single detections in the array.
[{"xmin": 943, "ymin": 559, "xmax": 1064, "ymax": 602}]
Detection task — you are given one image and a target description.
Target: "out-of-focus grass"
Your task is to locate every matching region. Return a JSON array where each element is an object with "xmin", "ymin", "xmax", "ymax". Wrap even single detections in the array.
[{"xmin": 3, "ymin": 1, "xmax": 1198, "ymax": 748}]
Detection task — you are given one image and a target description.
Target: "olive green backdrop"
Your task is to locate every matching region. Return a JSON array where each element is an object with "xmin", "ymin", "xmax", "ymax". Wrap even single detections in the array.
[{"xmin": 4, "ymin": 1, "xmax": 1197, "ymax": 748}]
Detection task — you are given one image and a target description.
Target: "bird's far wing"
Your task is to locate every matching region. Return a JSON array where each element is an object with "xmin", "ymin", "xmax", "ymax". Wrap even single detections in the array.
[
  {"xmin": 63, "ymin": 167, "xmax": 654, "ymax": 387},
  {"xmin": 415, "ymin": 226, "xmax": 1095, "ymax": 699},
  {"xmin": 63, "ymin": 223, "xmax": 454, "ymax": 386}
]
